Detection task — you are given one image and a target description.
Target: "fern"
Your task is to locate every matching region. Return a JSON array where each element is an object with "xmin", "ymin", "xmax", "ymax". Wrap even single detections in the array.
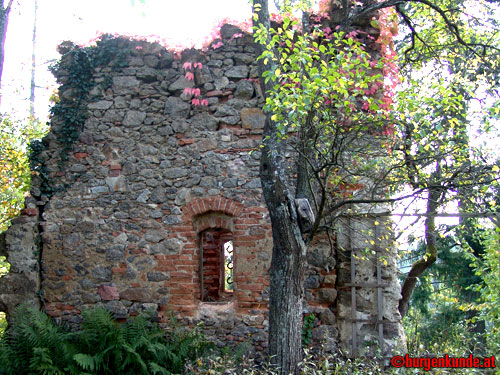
[
  {"xmin": 0, "ymin": 305, "xmax": 213, "ymax": 375},
  {"xmin": 30, "ymin": 347, "xmax": 62, "ymax": 375},
  {"xmin": 0, "ymin": 305, "xmax": 72, "ymax": 375},
  {"xmin": 72, "ymin": 353, "xmax": 97, "ymax": 372},
  {"xmin": 149, "ymin": 361, "xmax": 170, "ymax": 375}
]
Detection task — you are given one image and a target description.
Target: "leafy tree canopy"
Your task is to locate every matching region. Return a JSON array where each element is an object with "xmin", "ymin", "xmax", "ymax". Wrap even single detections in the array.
[{"xmin": 0, "ymin": 116, "xmax": 47, "ymax": 232}]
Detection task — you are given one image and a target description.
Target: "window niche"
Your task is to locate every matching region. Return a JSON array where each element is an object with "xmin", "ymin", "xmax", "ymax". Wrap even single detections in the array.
[{"xmin": 199, "ymin": 229, "xmax": 234, "ymax": 302}]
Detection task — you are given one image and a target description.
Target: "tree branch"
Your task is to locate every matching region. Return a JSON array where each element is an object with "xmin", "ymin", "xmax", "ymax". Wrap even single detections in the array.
[
  {"xmin": 398, "ymin": 187, "xmax": 441, "ymax": 317},
  {"xmin": 5, "ymin": 0, "xmax": 13, "ymax": 13}
]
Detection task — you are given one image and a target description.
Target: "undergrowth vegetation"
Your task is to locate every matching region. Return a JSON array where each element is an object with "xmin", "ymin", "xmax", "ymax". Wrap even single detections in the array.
[
  {"xmin": 0, "ymin": 305, "xmax": 496, "ymax": 375},
  {"xmin": 0, "ymin": 305, "xmax": 213, "ymax": 375},
  {"xmin": 185, "ymin": 351, "xmax": 498, "ymax": 375}
]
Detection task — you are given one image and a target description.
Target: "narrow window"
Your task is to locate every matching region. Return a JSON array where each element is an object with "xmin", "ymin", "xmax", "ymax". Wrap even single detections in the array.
[
  {"xmin": 223, "ymin": 240, "xmax": 233, "ymax": 292},
  {"xmin": 200, "ymin": 229, "xmax": 234, "ymax": 302}
]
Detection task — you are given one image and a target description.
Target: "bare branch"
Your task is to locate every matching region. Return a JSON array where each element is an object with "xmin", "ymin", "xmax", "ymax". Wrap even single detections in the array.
[{"xmin": 5, "ymin": 0, "xmax": 14, "ymax": 13}]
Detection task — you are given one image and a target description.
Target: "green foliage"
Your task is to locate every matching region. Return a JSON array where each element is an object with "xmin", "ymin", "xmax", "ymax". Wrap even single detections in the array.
[
  {"xmin": 254, "ymin": 8, "xmax": 395, "ymax": 224},
  {"xmin": 393, "ymin": 0, "xmax": 500, "ymax": 203},
  {"xmin": 393, "ymin": 74, "xmax": 496, "ymax": 198},
  {"xmin": 0, "ymin": 305, "xmax": 72, "ymax": 375},
  {"xmin": 258, "ymin": 21, "xmax": 388, "ymax": 140},
  {"xmin": 0, "ymin": 313, "xmax": 6, "ymax": 338},
  {"xmin": 0, "ymin": 117, "xmax": 29, "ymax": 232},
  {"xmin": 404, "ymin": 304, "xmax": 483, "ymax": 358},
  {"xmin": 397, "ymin": 0, "xmax": 500, "ymax": 85},
  {"xmin": 393, "ymin": 0, "xmax": 500, "ymax": 329},
  {"xmin": 400, "ymin": 224, "xmax": 500, "ymax": 363},
  {"xmin": 0, "ymin": 305, "xmax": 213, "ymax": 375},
  {"xmin": 28, "ymin": 139, "xmax": 53, "ymax": 198},
  {"xmin": 0, "ymin": 115, "xmax": 47, "ymax": 232},
  {"xmin": 301, "ymin": 314, "xmax": 316, "ymax": 346},
  {"xmin": 471, "ymin": 227, "xmax": 500, "ymax": 355}
]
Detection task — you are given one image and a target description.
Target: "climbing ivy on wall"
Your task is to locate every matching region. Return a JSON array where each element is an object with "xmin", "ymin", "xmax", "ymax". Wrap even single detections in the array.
[
  {"xmin": 30, "ymin": 36, "xmax": 134, "ymax": 197},
  {"xmin": 50, "ymin": 36, "xmax": 131, "ymax": 161},
  {"xmin": 49, "ymin": 48, "xmax": 93, "ymax": 163}
]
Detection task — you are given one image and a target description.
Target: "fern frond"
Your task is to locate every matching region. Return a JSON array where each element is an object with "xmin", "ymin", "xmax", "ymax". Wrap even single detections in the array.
[
  {"xmin": 72, "ymin": 353, "xmax": 97, "ymax": 372},
  {"xmin": 149, "ymin": 361, "xmax": 170, "ymax": 375}
]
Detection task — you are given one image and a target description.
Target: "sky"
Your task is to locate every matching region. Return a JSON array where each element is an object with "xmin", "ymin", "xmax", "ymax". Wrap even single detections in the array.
[{"xmin": 2, "ymin": 0, "xmax": 260, "ymax": 120}]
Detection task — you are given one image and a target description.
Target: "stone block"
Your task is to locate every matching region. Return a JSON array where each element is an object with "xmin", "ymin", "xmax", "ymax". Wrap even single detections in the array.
[
  {"xmin": 318, "ymin": 288, "xmax": 337, "ymax": 303},
  {"xmin": 88, "ymin": 100, "xmax": 113, "ymax": 110},
  {"xmin": 311, "ymin": 325, "xmax": 338, "ymax": 352},
  {"xmin": 106, "ymin": 244, "xmax": 126, "ymax": 261},
  {"xmin": 307, "ymin": 248, "xmax": 336, "ymax": 269},
  {"xmin": 105, "ymin": 176, "xmax": 128, "ymax": 192},
  {"xmin": 240, "ymin": 108, "xmax": 265, "ymax": 129},
  {"xmin": 98, "ymin": 284, "xmax": 119, "ymax": 300},
  {"xmin": 235, "ymin": 80, "xmax": 254, "ymax": 99},
  {"xmin": 136, "ymin": 67, "xmax": 158, "ymax": 82},
  {"xmin": 214, "ymin": 104, "xmax": 239, "ymax": 117},
  {"xmin": 220, "ymin": 24, "xmax": 243, "ymax": 39},
  {"xmin": 164, "ymin": 97, "xmax": 191, "ymax": 118},
  {"xmin": 147, "ymin": 272, "xmax": 169, "ymax": 282},
  {"xmin": 304, "ymin": 274, "xmax": 320, "ymax": 289},
  {"xmin": 123, "ymin": 110, "xmax": 146, "ymax": 127},
  {"xmin": 93, "ymin": 266, "xmax": 112, "ymax": 282},
  {"xmin": 120, "ymin": 288, "xmax": 152, "ymax": 302},
  {"xmin": 91, "ymin": 186, "xmax": 109, "ymax": 194},
  {"xmin": 319, "ymin": 308, "xmax": 336, "ymax": 325},
  {"xmin": 137, "ymin": 189, "xmax": 151, "ymax": 203},
  {"xmin": 162, "ymin": 215, "xmax": 182, "ymax": 225},
  {"xmin": 113, "ymin": 76, "xmax": 139, "ymax": 88},
  {"xmin": 214, "ymin": 77, "xmax": 230, "ymax": 90},
  {"xmin": 225, "ymin": 65, "xmax": 249, "ymax": 79},
  {"xmin": 169, "ymin": 76, "xmax": 195, "ymax": 92},
  {"xmin": 103, "ymin": 300, "xmax": 129, "ymax": 319},
  {"xmin": 164, "ymin": 168, "xmax": 188, "ymax": 179}
]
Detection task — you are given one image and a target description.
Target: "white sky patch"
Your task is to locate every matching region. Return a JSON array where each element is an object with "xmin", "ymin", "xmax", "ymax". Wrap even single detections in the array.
[{"xmin": 2, "ymin": 0, "xmax": 258, "ymax": 120}]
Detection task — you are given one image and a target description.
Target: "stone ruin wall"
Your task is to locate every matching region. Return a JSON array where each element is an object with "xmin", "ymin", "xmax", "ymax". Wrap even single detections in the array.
[{"xmin": 0, "ymin": 24, "xmax": 404, "ymax": 357}]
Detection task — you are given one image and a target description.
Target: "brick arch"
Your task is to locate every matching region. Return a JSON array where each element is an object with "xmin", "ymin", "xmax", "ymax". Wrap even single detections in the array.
[
  {"xmin": 195, "ymin": 214, "xmax": 234, "ymax": 234},
  {"xmin": 182, "ymin": 197, "xmax": 244, "ymax": 222}
]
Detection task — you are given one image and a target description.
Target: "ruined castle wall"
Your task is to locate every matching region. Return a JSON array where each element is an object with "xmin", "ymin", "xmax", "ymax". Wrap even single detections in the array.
[{"xmin": 1, "ymin": 24, "xmax": 403, "ymax": 356}]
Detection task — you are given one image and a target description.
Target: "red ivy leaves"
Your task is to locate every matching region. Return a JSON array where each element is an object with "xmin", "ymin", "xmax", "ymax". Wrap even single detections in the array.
[{"xmin": 183, "ymin": 62, "xmax": 208, "ymax": 107}]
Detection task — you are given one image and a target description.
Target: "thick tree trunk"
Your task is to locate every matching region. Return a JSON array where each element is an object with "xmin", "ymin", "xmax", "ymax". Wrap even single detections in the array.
[
  {"xmin": 264, "ymin": 170, "xmax": 307, "ymax": 374},
  {"xmin": 252, "ymin": 1, "xmax": 308, "ymax": 373}
]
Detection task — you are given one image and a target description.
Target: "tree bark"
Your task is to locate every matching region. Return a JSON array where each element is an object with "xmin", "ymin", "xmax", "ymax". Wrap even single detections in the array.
[
  {"xmin": 264, "ymin": 181, "xmax": 307, "ymax": 374},
  {"xmin": 0, "ymin": 0, "xmax": 13, "ymax": 107},
  {"xmin": 252, "ymin": 1, "xmax": 308, "ymax": 373},
  {"xmin": 398, "ymin": 187, "xmax": 440, "ymax": 317},
  {"xmin": 29, "ymin": 0, "xmax": 38, "ymax": 120}
]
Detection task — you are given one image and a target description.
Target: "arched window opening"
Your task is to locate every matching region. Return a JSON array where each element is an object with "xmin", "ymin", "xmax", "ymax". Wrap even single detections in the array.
[{"xmin": 200, "ymin": 229, "xmax": 234, "ymax": 302}]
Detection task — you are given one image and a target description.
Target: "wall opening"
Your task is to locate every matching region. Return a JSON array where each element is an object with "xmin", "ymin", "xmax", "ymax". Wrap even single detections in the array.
[
  {"xmin": 200, "ymin": 229, "xmax": 234, "ymax": 302},
  {"xmin": 223, "ymin": 240, "xmax": 233, "ymax": 292}
]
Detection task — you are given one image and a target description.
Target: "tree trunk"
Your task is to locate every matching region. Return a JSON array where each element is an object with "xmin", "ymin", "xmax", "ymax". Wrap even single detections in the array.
[
  {"xmin": 0, "ymin": 0, "xmax": 13, "ymax": 107},
  {"xmin": 252, "ymin": 1, "xmax": 308, "ymax": 373},
  {"xmin": 263, "ymin": 168, "xmax": 307, "ymax": 374},
  {"xmin": 399, "ymin": 187, "xmax": 440, "ymax": 317},
  {"xmin": 29, "ymin": 0, "xmax": 38, "ymax": 120}
]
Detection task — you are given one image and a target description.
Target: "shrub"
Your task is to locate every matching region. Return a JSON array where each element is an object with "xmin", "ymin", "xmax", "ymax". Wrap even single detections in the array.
[{"xmin": 0, "ymin": 305, "xmax": 213, "ymax": 375}]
